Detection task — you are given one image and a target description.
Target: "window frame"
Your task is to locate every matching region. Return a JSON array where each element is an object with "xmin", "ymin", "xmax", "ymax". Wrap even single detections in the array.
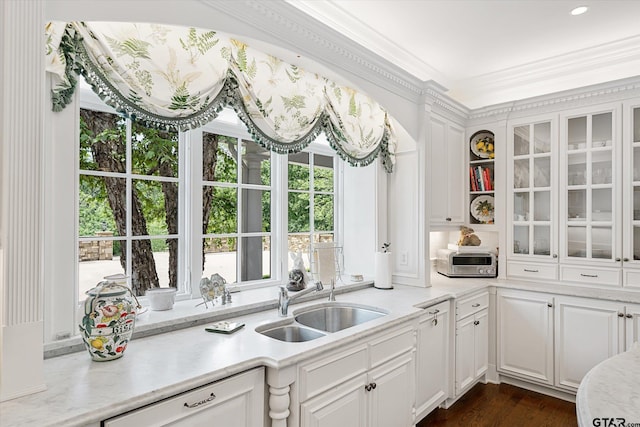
[{"xmin": 43, "ymin": 83, "xmax": 343, "ymax": 343}]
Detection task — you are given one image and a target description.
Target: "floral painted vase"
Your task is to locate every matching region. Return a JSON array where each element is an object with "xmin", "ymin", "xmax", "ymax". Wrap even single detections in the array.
[{"xmin": 79, "ymin": 281, "xmax": 141, "ymax": 361}]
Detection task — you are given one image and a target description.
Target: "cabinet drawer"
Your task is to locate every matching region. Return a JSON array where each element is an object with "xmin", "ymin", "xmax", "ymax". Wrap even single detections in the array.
[
  {"xmin": 623, "ymin": 269, "xmax": 640, "ymax": 290},
  {"xmin": 104, "ymin": 367, "xmax": 264, "ymax": 427},
  {"xmin": 560, "ymin": 265, "xmax": 621, "ymax": 287},
  {"xmin": 298, "ymin": 344, "xmax": 368, "ymax": 402},
  {"xmin": 456, "ymin": 292, "xmax": 489, "ymax": 320},
  {"xmin": 369, "ymin": 326, "xmax": 414, "ymax": 368},
  {"xmin": 507, "ymin": 262, "xmax": 558, "ymax": 281}
]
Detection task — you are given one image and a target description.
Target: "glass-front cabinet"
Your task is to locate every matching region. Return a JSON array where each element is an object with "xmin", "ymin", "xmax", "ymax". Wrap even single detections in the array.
[
  {"xmin": 623, "ymin": 102, "xmax": 640, "ymax": 289},
  {"xmin": 508, "ymin": 118, "xmax": 556, "ymax": 260},
  {"xmin": 560, "ymin": 107, "xmax": 621, "ymax": 265}
]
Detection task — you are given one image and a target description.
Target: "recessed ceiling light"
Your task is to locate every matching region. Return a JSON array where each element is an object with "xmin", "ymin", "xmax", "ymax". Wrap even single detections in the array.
[{"xmin": 571, "ymin": 6, "xmax": 589, "ymax": 16}]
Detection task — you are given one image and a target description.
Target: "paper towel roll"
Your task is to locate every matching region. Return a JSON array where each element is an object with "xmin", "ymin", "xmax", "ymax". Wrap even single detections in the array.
[{"xmin": 374, "ymin": 252, "xmax": 393, "ymax": 289}]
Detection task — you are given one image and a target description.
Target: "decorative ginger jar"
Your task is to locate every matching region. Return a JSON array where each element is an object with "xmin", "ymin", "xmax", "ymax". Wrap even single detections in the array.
[{"xmin": 79, "ymin": 281, "xmax": 141, "ymax": 361}]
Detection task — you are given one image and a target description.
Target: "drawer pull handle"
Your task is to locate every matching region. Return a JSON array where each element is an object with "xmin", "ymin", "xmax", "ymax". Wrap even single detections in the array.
[
  {"xmin": 427, "ymin": 309, "xmax": 440, "ymax": 315},
  {"xmin": 524, "ymin": 269, "xmax": 539, "ymax": 273},
  {"xmin": 471, "ymin": 303, "xmax": 481, "ymax": 308},
  {"xmin": 580, "ymin": 273, "xmax": 598, "ymax": 278},
  {"xmin": 184, "ymin": 393, "xmax": 216, "ymax": 409}
]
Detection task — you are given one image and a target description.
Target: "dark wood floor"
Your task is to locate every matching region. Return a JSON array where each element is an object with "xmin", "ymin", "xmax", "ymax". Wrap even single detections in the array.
[{"xmin": 417, "ymin": 383, "xmax": 577, "ymax": 427}]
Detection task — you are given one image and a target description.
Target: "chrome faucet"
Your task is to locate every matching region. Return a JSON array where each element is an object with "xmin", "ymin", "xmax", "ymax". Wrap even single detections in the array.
[
  {"xmin": 328, "ymin": 279, "xmax": 336, "ymax": 302},
  {"xmin": 278, "ymin": 281, "xmax": 324, "ymax": 316}
]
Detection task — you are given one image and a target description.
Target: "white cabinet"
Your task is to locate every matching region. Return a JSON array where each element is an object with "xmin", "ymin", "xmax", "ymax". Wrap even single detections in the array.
[
  {"xmin": 622, "ymin": 101, "xmax": 640, "ymax": 289},
  {"xmin": 625, "ymin": 303, "xmax": 640, "ymax": 348},
  {"xmin": 299, "ymin": 326, "xmax": 415, "ymax": 427},
  {"xmin": 497, "ymin": 289, "xmax": 554, "ymax": 385},
  {"xmin": 103, "ymin": 367, "xmax": 264, "ymax": 427},
  {"xmin": 554, "ymin": 296, "xmax": 623, "ymax": 391},
  {"xmin": 415, "ymin": 300, "xmax": 450, "ymax": 421},
  {"xmin": 454, "ymin": 292, "xmax": 488, "ymax": 395},
  {"xmin": 497, "ymin": 289, "xmax": 640, "ymax": 394},
  {"xmin": 430, "ymin": 114, "xmax": 465, "ymax": 226},
  {"xmin": 507, "ymin": 116, "xmax": 558, "ymax": 269}
]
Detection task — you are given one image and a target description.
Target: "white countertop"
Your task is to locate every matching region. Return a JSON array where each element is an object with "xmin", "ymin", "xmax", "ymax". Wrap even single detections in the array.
[
  {"xmin": 4, "ymin": 274, "xmax": 640, "ymax": 427},
  {"xmin": 0, "ymin": 280, "xmax": 487, "ymax": 427},
  {"xmin": 576, "ymin": 342, "xmax": 640, "ymax": 426}
]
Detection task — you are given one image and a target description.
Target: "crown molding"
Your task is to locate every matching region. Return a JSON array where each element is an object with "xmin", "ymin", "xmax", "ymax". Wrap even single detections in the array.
[
  {"xmin": 468, "ymin": 75, "xmax": 640, "ymax": 121},
  {"xmin": 200, "ymin": 0, "xmax": 424, "ymax": 104}
]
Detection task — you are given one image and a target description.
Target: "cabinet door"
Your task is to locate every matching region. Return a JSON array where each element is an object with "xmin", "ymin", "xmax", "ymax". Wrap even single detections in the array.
[
  {"xmin": 625, "ymin": 303, "xmax": 640, "ymax": 349},
  {"xmin": 104, "ymin": 368, "xmax": 264, "ymax": 427},
  {"xmin": 455, "ymin": 315, "xmax": 476, "ymax": 394},
  {"xmin": 497, "ymin": 290, "xmax": 554, "ymax": 385},
  {"xmin": 623, "ymin": 102, "xmax": 640, "ymax": 277},
  {"xmin": 300, "ymin": 374, "xmax": 367, "ymax": 427},
  {"xmin": 508, "ymin": 119, "xmax": 557, "ymax": 260},
  {"xmin": 560, "ymin": 106, "xmax": 622, "ymax": 265},
  {"xmin": 368, "ymin": 352, "xmax": 414, "ymax": 427},
  {"xmin": 415, "ymin": 301, "xmax": 450, "ymax": 420},
  {"xmin": 430, "ymin": 115, "xmax": 464, "ymax": 225},
  {"xmin": 555, "ymin": 296, "xmax": 623, "ymax": 391},
  {"xmin": 473, "ymin": 309, "xmax": 489, "ymax": 379}
]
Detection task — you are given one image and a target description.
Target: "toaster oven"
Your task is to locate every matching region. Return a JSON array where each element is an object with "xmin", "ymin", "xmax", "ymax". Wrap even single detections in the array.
[{"xmin": 436, "ymin": 248, "xmax": 497, "ymax": 278}]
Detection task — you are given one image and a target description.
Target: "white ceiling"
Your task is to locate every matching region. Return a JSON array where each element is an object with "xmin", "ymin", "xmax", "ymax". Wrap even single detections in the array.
[{"xmin": 287, "ymin": 0, "xmax": 640, "ymax": 109}]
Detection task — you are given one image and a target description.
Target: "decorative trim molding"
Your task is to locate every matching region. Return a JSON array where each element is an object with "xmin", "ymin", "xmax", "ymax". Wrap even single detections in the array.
[
  {"xmin": 200, "ymin": 0, "xmax": 424, "ymax": 103},
  {"xmin": 468, "ymin": 75, "xmax": 640, "ymax": 121}
]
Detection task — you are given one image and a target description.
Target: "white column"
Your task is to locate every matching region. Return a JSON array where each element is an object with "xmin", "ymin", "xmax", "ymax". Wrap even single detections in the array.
[{"xmin": 0, "ymin": 0, "xmax": 46, "ymax": 401}]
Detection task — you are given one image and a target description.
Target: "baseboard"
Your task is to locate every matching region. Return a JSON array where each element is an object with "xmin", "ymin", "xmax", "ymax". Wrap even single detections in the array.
[{"xmin": 499, "ymin": 375, "xmax": 576, "ymax": 403}]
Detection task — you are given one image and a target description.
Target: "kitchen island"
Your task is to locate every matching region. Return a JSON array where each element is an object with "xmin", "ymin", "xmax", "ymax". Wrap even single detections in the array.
[{"xmin": 576, "ymin": 342, "xmax": 640, "ymax": 426}]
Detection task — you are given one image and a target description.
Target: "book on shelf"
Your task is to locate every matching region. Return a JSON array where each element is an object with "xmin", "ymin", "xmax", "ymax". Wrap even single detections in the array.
[{"xmin": 469, "ymin": 165, "xmax": 493, "ymax": 192}]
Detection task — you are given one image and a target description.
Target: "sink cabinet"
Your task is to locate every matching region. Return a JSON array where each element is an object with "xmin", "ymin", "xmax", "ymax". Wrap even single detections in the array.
[
  {"xmin": 415, "ymin": 300, "xmax": 450, "ymax": 421},
  {"xmin": 298, "ymin": 324, "xmax": 415, "ymax": 427},
  {"xmin": 453, "ymin": 291, "xmax": 488, "ymax": 396},
  {"xmin": 103, "ymin": 367, "xmax": 264, "ymax": 427}
]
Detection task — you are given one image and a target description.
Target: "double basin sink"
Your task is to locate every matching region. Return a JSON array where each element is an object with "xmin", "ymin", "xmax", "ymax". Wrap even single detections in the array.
[{"xmin": 256, "ymin": 302, "xmax": 387, "ymax": 343}]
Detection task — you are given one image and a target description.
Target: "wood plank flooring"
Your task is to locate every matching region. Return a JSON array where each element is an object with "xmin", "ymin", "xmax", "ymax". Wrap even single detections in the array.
[{"xmin": 417, "ymin": 383, "xmax": 577, "ymax": 427}]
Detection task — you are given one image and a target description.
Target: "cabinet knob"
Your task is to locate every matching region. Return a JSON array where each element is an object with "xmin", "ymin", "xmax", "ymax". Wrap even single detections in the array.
[
  {"xmin": 615, "ymin": 257, "xmax": 621, "ymax": 262},
  {"xmin": 618, "ymin": 313, "xmax": 625, "ymax": 317},
  {"xmin": 371, "ymin": 382, "xmax": 377, "ymax": 390},
  {"xmin": 553, "ymin": 254, "xmax": 558, "ymax": 258},
  {"xmin": 547, "ymin": 303, "xmax": 553, "ymax": 308},
  {"xmin": 626, "ymin": 314, "xmax": 633, "ymax": 319},
  {"xmin": 624, "ymin": 258, "xmax": 630, "ymax": 262},
  {"xmin": 365, "ymin": 384, "xmax": 371, "ymax": 392},
  {"xmin": 473, "ymin": 320, "xmax": 480, "ymax": 326},
  {"xmin": 446, "ymin": 217, "xmax": 451, "ymax": 222}
]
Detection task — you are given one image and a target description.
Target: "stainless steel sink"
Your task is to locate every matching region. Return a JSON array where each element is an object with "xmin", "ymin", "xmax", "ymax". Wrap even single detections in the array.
[
  {"xmin": 257, "ymin": 324, "xmax": 326, "ymax": 342},
  {"xmin": 293, "ymin": 303, "xmax": 387, "ymax": 333}
]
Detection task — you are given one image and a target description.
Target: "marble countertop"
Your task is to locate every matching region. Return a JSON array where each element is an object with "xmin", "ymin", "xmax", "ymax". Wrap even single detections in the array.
[
  {"xmin": 576, "ymin": 342, "xmax": 640, "ymax": 426},
  {"xmin": 0, "ymin": 280, "xmax": 488, "ymax": 427},
  {"xmin": 4, "ymin": 273, "xmax": 640, "ymax": 427}
]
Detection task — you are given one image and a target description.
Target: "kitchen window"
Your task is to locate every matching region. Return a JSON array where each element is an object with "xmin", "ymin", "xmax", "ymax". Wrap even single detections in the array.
[{"xmin": 44, "ymin": 82, "xmax": 341, "ymax": 343}]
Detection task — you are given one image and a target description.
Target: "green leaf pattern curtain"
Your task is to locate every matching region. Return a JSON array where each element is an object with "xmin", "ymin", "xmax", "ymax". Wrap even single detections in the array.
[{"xmin": 45, "ymin": 21, "xmax": 396, "ymax": 171}]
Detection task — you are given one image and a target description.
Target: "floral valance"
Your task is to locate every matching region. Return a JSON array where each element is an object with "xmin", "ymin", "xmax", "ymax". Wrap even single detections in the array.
[{"xmin": 45, "ymin": 22, "xmax": 396, "ymax": 171}]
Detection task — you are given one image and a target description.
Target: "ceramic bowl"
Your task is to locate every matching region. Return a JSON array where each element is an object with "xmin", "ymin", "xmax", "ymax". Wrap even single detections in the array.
[{"xmin": 146, "ymin": 288, "xmax": 177, "ymax": 311}]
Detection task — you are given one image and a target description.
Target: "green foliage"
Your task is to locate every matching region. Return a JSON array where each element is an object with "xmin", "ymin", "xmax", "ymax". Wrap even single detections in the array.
[
  {"xmin": 179, "ymin": 28, "xmax": 219, "ymax": 62},
  {"xmin": 169, "ymin": 82, "xmax": 201, "ymax": 111},
  {"xmin": 281, "ymin": 94, "xmax": 306, "ymax": 112},
  {"xmin": 106, "ymin": 36, "xmax": 151, "ymax": 59}
]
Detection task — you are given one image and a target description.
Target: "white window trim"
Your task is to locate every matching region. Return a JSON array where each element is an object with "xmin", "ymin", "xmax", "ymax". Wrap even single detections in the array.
[{"xmin": 43, "ymin": 84, "xmax": 343, "ymax": 345}]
